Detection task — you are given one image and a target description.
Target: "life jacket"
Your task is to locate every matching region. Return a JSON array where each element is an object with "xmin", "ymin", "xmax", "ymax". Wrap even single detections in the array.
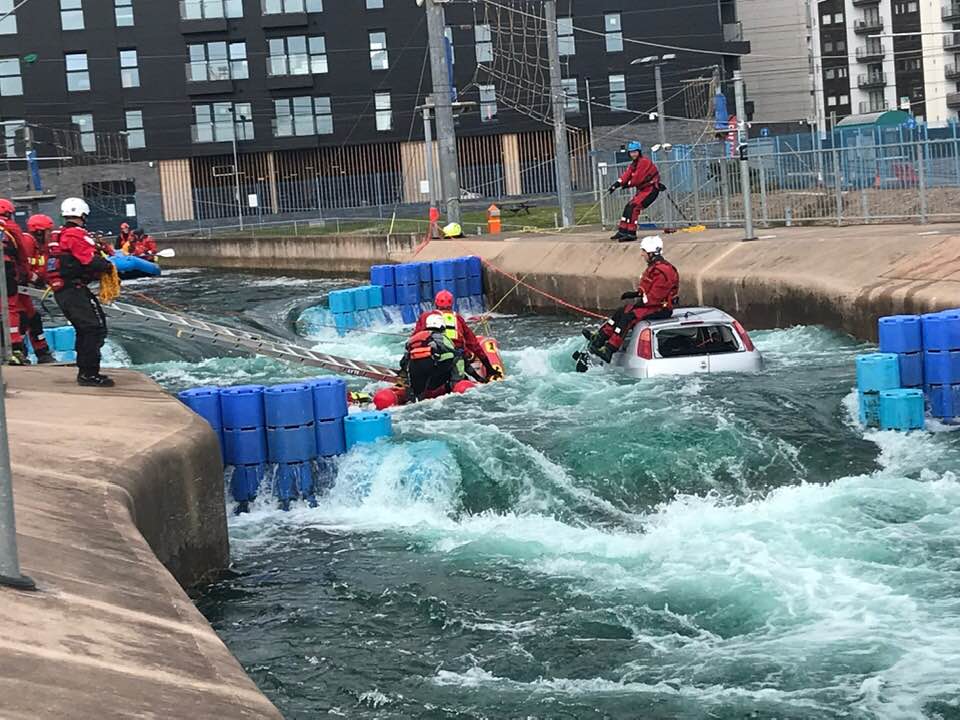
[
  {"xmin": 441, "ymin": 312, "xmax": 458, "ymax": 341},
  {"xmin": 406, "ymin": 330, "xmax": 455, "ymax": 363}
]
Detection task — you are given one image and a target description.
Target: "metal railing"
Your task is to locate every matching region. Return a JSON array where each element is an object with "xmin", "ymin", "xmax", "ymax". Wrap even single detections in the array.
[
  {"xmin": 943, "ymin": 3, "xmax": 960, "ymax": 20},
  {"xmin": 857, "ymin": 72, "xmax": 887, "ymax": 88},
  {"xmin": 600, "ymin": 138, "xmax": 960, "ymax": 229},
  {"xmin": 855, "ymin": 45, "xmax": 885, "ymax": 61},
  {"xmin": 858, "ymin": 101, "xmax": 889, "ymax": 114},
  {"xmin": 179, "ymin": 0, "xmax": 243, "ymax": 20}
]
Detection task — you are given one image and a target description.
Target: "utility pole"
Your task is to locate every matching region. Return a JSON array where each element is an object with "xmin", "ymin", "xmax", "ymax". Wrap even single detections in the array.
[
  {"xmin": 653, "ymin": 63, "xmax": 671, "ymax": 228},
  {"xmin": 229, "ymin": 108, "xmax": 244, "ymax": 231},
  {"xmin": 421, "ymin": 101, "xmax": 439, "ymax": 211},
  {"xmin": 544, "ymin": 0, "xmax": 575, "ymax": 228},
  {"xmin": 585, "ymin": 77, "xmax": 599, "ymax": 201},
  {"xmin": 424, "ymin": 0, "xmax": 461, "ymax": 224},
  {"xmin": 734, "ymin": 70, "xmax": 755, "ymax": 240}
]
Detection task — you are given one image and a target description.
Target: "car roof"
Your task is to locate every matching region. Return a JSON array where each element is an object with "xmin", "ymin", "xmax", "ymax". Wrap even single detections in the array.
[{"xmin": 642, "ymin": 307, "xmax": 736, "ymax": 329}]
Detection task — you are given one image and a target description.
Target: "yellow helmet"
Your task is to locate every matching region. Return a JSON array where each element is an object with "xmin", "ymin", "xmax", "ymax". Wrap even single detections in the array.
[{"xmin": 442, "ymin": 222, "xmax": 462, "ymax": 239}]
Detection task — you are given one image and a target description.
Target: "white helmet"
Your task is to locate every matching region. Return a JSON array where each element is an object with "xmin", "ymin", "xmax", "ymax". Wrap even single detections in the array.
[
  {"xmin": 640, "ymin": 236, "xmax": 664, "ymax": 254},
  {"xmin": 61, "ymin": 197, "xmax": 90, "ymax": 219},
  {"xmin": 425, "ymin": 313, "xmax": 445, "ymax": 331}
]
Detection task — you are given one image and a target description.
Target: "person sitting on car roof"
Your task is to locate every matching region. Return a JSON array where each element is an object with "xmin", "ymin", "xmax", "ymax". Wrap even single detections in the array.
[{"xmin": 583, "ymin": 235, "xmax": 680, "ymax": 363}]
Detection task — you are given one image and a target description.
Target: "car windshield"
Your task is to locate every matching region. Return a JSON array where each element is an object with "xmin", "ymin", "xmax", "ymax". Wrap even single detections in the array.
[{"xmin": 656, "ymin": 324, "xmax": 740, "ymax": 358}]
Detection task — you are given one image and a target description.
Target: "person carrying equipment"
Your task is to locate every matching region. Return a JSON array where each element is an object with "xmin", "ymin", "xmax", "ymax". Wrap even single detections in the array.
[
  {"xmin": 414, "ymin": 289, "xmax": 501, "ymax": 382},
  {"xmin": 0, "ymin": 198, "xmax": 33, "ymax": 365},
  {"xmin": 13, "ymin": 214, "xmax": 58, "ymax": 364},
  {"xmin": 609, "ymin": 142, "xmax": 664, "ymax": 243},
  {"xmin": 582, "ymin": 236, "xmax": 680, "ymax": 363},
  {"xmin": 400, "ymin": 312, "xmax": 462, "ymax": 401},
  {"xmin": 47, "ymin": 198, "xmax": 115, "ymax": 387}
]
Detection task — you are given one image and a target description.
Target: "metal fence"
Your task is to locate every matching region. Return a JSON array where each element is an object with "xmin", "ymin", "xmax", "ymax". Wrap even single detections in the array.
[{"xmin": 600, "ymin": 138, "xmax": 960, "ymax": 229}]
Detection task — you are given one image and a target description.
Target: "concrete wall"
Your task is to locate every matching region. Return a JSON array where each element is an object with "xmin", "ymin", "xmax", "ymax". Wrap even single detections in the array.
[{"xmin": 163, "ymin": 233, "xmax": 420, "ymax": 275}]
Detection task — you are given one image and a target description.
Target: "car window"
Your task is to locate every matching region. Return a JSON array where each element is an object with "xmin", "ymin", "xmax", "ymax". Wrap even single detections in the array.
[{"xmin": 655, "ymin": 324, "xmax": 740, "ymax": 358}]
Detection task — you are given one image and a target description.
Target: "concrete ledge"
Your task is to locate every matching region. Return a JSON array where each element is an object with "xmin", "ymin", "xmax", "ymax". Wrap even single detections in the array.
[{"xmin": 0, "ymin": 368, "xmax": 281, "ymax": 719}]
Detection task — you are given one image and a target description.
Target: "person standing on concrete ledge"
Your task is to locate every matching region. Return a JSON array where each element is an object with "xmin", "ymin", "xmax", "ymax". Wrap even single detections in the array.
[
  {"xmin": 46, "ymin": 198, "xmax": 115, "ymax": 387},
  {"xmin": 609, "ymin": 142, "xmax": 663, "ymax": 243}
]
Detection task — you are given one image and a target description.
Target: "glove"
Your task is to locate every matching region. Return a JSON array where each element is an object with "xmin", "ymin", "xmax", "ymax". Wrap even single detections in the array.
[
  {"xmin": 620, "ymin": 291, "xmax": 640, "ymax": 301},
  {"xmin": 607, "ymin": 181, "xmax": 622, "ymax": 194},
  {"xmin": 657, "ymin": 183, "xmax": 667, "ymax": 192}
]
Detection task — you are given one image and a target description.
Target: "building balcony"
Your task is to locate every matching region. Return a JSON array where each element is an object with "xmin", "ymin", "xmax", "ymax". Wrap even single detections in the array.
[
  {"xmin": 261, "ymin": 11, "xmax": 308, "ymax": 27},
  {"xmin": 852, "ymin": 0, "xmax": 880, "ymax": 6},
  {"xmin": 945, "ymin": 64, "xmax": 960, "ymax": 80},
  {"xmin": 945, "ymin": 33, "xmax": 960, "ymax": 51},
  {"xmin": 947, "ymin": 92, "xmax": 960, "ymax": 109},
  {"xmin": 179, "ymin": 0, "xmax": 239, "ymax": 32},
  {"xmin": 853, "ymin": 18, "xmax": 884, "ymax": 35},
  {"xmin": 943, "ymin": 4, "xmax": 960, "ymax": 21},
  {"xmin": 855, "ymin": 45, "xmax": 885, "ymax": 62},
  {"xmin": 859, "ymin": 101, "xmax": 889, "ymax": 114},
  {"xmin": 858, "ymin": 72, "xmax": 887, "ymax": 89}
]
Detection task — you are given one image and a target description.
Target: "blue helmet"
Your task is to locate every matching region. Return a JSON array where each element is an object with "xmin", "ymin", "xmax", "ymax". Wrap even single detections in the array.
[{"xmin": 626, "ymin": 141, "xmax": 642, "ymax": 153}]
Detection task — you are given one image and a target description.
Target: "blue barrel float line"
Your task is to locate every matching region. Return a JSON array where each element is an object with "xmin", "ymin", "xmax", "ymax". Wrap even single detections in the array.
[
  {"xmin": 265, "ymin": 382, "xmax": 318, "ymax": 510},
  {"xmin": 344, "ymin": 411, "xmax": 393, "ymax": 451},
  {"xmin": 220, "ymin": 385, "xmax": 267, "ymax": 511},
  {"xmin": 178, "ymin": 386, "xmax": 225, "ymax": 462},
  {"xmin": 879, "ymin": 389, "xmax": 925, "ymax": 431},
  {"xmin": 856, "ymin": 353, "xmax": 900, "ymax": 428}
]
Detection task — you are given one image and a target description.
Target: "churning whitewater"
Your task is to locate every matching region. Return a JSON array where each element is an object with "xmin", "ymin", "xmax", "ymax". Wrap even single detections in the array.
[{"xmin": 108, "ymin": 271, "xmax": 960, "ymax": 720}]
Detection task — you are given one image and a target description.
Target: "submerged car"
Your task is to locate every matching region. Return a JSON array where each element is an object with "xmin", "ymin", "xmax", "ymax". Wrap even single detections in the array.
[{"xmin": 604, "ymin": 307, "xmax": 764, "ymax": 378}]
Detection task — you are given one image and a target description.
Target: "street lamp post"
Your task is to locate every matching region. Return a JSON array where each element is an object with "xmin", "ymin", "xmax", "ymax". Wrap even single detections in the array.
[
  {"xmin": 227, "ymin": 106, "xmax": 245, "ymax": 231},
  {"xmin": 632, "ymin": 54, "xmax": 676, "ymax": 228}
]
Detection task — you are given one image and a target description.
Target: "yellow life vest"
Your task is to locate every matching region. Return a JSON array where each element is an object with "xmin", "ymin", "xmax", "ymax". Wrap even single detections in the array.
[{"xmin": 441, "ymin": 311, "xmax": 458, "ymax": 341}]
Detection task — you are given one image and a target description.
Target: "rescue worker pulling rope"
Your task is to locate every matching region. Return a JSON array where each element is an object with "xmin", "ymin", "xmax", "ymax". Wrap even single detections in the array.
[{"xmin": 609, "ymin": 141, "xmax": 664, "ymax": 243}]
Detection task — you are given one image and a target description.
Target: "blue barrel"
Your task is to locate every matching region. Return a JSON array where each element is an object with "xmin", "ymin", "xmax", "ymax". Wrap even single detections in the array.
[
  {"xmin": 878, "ymin": 315, "xmax": 922, "ymax": 354},
  {"xmin": 941, "ymin": 309, "xmax": 960, "ymax": 349},
  {"xmin": 366, "ymin": 285, "xmax": 383, "ymax": 308},
  {"xmin": 856, "ymin": 353, "xmax": 901, "ymax": 393},
  {"xmin": 453, "ymin": 257, "xmax": 469, "ymax": 279},
  {"xmin": 178, "ymin": 387, "xmax": 222, "ymax": 429},
  {"xmin": 401, "ymin": 304, "xmax": 420, "ymax": 324},
  {"xmin": 382, "ymin": 285, "xmax": 397, "ymax": 305},
  {"xmin": 397, "ymin": 284, "xmax": 421, "ymax": 305},
  {"xmin": 230, "ymin": 464, "xmax": 262, "ymax": 504},
  {"xmin": 316, "ymin": 418, "xmax": 346, "ymax": 457},
  {"xmin": 353, "ymin": 286, "xmax": 370, "ymax": 311},
  {"xmin": 435, "ymin": 259, "xmax": 455, "ymax": 280},
  {"xmin": 928, "ymin": 384, "xmax": 960, "ymax": 418},
  {"xmin": 220, "ymin": 385, "xmax": 265, "ymax": 429},
  {"xmin": 264, "ymin": 383, "xmax": 314, "ymax": 427},
  {"xmin": 922, "ymin": 313, "xmax": 952, "ymax": 351},
  {"xmin": 370, "ymin": 265, "xmax": 395, "ymax": 287},
  {"xmin": 419, "ymin": 262, "xmax": 432, "ymax": 282},
  {"xmin": 52, "ymin": 325, "xmax": 76, "ymax": 352},
  {"xmin": 467, "ymin": 275, "xmax": 484, "ymax": 296},
  {"xmin": 859, "ymin": 391, "xmax": 881, "ymax": 427},
  {"xmin": 332, "ymin": 313, "xmax": 352, "ymax": 335},
  {"xmin": 898, "ymin": 352, "xmax": 923, "ymax": 388},
  {"xmin": 310, "ymin": 377, "xmax": 348, "ymax": 420},
  {"xmin": 344, "ymin": 411, "xmax": 393, "ymax": 450},
  {"xmin": 432, "ymin": 279, "xmax": 456, "ymax": 296},
  {"xmin": 395, "ymin": 263, "xmax": 419, "ymax": 286},
  {"xmin": 275, "ymin": 461, "xmax": 313, "ymax": 508},
  {"xmin": 455, "ymin": 277, "xmax": 469, "ymax": 299},
  {"xmin": 330, "ymin": 290, "xmax": 356, "ymax": 314},
  {"xmin": 466, "ymin": 255, "xmax": 482, "ymax": 277},
  {"xmin": 879, "ymin": 389, "xmax": 925, "ymax": 431},
  {"xmin": 420, "ymin": 282, "xmax": 433, "ymax": 302},
  {"xmin": 267, "ymin": 424, "xmax": 317, "ymax": 463},
  {"xmin": 924, "ymin": 350, "xmax": 960, "ymax": 386},
  {"xmin": 223, "ymin": 427, "xmax": 268, "ymax": 465}
]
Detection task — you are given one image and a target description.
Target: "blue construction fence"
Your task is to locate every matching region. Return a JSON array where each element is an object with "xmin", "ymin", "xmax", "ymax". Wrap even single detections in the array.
[
  {"xmin": 855, "ymin": 310, "xmax": 960, "ymax": 430},
  {"xmin": 179, "ymin": 378, "xmax": 392, "ymax": 512}
]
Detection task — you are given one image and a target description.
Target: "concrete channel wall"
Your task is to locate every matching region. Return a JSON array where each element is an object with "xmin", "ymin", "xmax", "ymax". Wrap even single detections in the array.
[{"xmin": 1, "ymin": 368, "xmax": 281, "ymax": 719}]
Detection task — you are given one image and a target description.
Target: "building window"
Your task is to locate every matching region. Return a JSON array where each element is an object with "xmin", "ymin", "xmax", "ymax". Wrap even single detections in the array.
[
  {"xmin": 263, "ymin": 0, "xmax": 324, "ymax": 12},
  {"xmin": 894, "ymin": 2, "xmax": 918, "ymax": 13},
  {"xmin": 479, "ymin": 84, "xmax": 497, "ymax": 122},
  {"xmin": 0, "ymin": 0, "xmax": 17, "ymax": 34},
  {"xmin": 369, "ymin": 31, "xmax": 388, "ymax": 70},
  {"xmin": 181, "ymin": 0, "xmax": 243, "ymax": 20},
  {"xmin": 120, "ymin": 50, "xmax": 140, "ymax": 89},
  {"xmin": 834, "ymin": 12, "xmax": 844, "ymax": 23},
  {"xmin": 827, "ymin": 96, "xmax": 837, "ymax": 107},
  {"xmin": 822, "ymin": 13, "xmax": 831, "ymax": 25},
  {"xmin": 609, "ymin": 73, "xmax": 626, "ymax": 110},
  {"xmin": 375, "ymin": 92, "xmax": 392, "ymax": 131},
  {"xmin": 366, "ymin": 0, "xmax": 383, "ymax": 8},
  {"xmin": 65, "ymin": 53, "xmax": 90, "ymax": 92},
  {"xmin": 60, "ymin": 0, "xmax": 84, "ymax": 30},
  {"xmin": 558, "ymin": 17, "xmax": 575, "ymax": 56},
  {"xmin": 840, "ymin": 94, "xmax": 849, "ymax": 105},
  {"xmin": 192, "ymin": 102, "xmax": 253, "ymax": 143},
  {"xmin": 445, "ymin": 26, "xmax": 455, "ymax": 64},
  {"xmin": 0, "ymin": 120, "xmax": 24, "ymax": 157},
  {"xmin": 71, "ymin": 113, "xmax": 95, "ymax": 153},
  {"xmin": 0, "ymin": 57, "xmax": 23, "ymax": 96},
  {"xmin": 837, "ymin": 66, "xmax": 848, "ymax": 78},
  {"xmin": 836, "ymin": 39, "xmax": 846, "ymax": 52},
  {"xmin": 475, "ymin": 24, "xmax": 493, "ymax": 63},
  {"xmin": 188, "ymin": 41, "xmax": 248, "ymax": 81},
  {"xmin": 823, "ymin": 40, "xmax": 833, "ymax": 53},
  {"xmin": 273, "ymin": 96, "xmax": 333, "ymax": 137},
  {"xmin": 605, "ymin": 13, "xmax": 623, "ymax": 52},
  {"xmin": 824, "ymin": 68, "xmax": 834, "ymax": 80},
  {"xmin": 268, "ymin": 36, "xmax": 327, "ymax": 76},
  {"xmin": 124, "ymin": 110, "xmax": 145, "ymax": 149},
  {"xmin": 561, "ymin": 77, "xmax": 579, "ymax": 113},
  {"xmin": 115, "ymin": 0, "xmax": 133, "ymax": 26}
]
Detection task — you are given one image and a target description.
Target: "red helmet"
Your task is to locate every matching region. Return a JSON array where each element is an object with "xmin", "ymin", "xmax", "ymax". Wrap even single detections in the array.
[
  {"xmin": 0, "ymin": 198, "xmax": 14, "ymax": 216},
  {"xmin": 435, "ymin": 289, "xmax": 455, "ymax": 310},
  {"xmin": 120, "ymin": 222, "xmax": 130, "ymax": 231},
  {"xmin": 27, "ymin": 214, "xmax": 54, "ymax": 232}
]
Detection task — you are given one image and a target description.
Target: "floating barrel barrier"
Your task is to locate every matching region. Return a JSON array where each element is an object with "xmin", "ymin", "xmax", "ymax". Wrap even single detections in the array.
[
  {"xmin": 326, "ymin": 285, "xmax": 386, "ymax": 335},
  {"xmin": 898, "ymin": 352, "xmax": 924, "ymax": 388},
  {"xmin": 920, "ymin": 312, "xmax": 960, "ymax": 352},
  {"xmin": 220, "ymin": 384, "xmax": 266, "ymax": 428},
  {"xmin": 879, "ymin": 389, "xmax": 925, "ymax": 431},
  {"xmin": 178, "ymin": 386, "xmax": 225, "ymax": 461},
  {"xmin": 928, "ymin": 384, "xmax": 960, "ymax": 419},
  {"xmin": 310, "ymin": 377, "xmax": 348, "ymax": 458},
  {"xmin": 856, "ymin": 353, "xmax": 901, "ymax": 393},
  {"xmin": 878, "ymin": 315, "xmax": 923, "ymax": 354},
  {"xmin": 924, "ymin": 350, "xmax": 960, "ymax": 386},
  {"xmin": 344, "ymin": 411, "xmax": 393, "ymax": 450},
  {"xmin": 859, "ymin": 391, "xmax": 881, "ymax": 428}
]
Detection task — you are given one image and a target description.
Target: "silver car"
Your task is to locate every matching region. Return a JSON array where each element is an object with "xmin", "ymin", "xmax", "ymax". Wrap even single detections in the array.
[{"xmin": 605, "ymin": 307, "xmax": 764, "ymax": 378}]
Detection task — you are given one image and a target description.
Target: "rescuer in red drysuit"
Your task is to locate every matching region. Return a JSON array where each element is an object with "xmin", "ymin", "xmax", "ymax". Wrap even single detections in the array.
[
  {"xmin": 413, "ymin": 289, "xmax": 500, "ymax": 382},
  {"xmin": 609, "ymin": 141, "xmax": 664, "ymax": 243}
]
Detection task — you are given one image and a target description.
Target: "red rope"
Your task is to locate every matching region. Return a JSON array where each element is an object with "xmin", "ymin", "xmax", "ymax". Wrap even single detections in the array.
[{"xmin": 480, "ymin": 258, "xmax": 607, "ymax": 320}]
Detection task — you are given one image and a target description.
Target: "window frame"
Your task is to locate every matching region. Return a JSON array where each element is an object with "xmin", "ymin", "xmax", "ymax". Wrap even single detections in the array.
[
  {"xmin": 479, "ymin": 83, "xmax": 497, "ymax": 122},
  {"xmin": 475, "ymin": 24, "xmax": 493, "ymax": 63},
  {"xmin": 604, "ymin": 13, "xmax": 623, "ymax": 53},
  {"xmin": 119, "ymin": 49, "xmax": 140, "ymax": 89},
  {"xmin": 124, "ymin": 110, "xmax": 145, "ymax": 149},
  {"xmin": 71, "ymin": 112, "xmax": 95, "ymax": 153},
  {"xmin": 0, "ymin": 56, "xmax": 23, "ymax": 97},
  {"xmin": 609, "ymin": 73, "xmax": 626, "ymax": 111},
  {"xmin": 369, "ymin": 30, "xmax": 388, "ymax": 71},
  {"xmin": 114, "ymin": 0, "xmax": 134, "ymax": 26},
  {"xmin": 65, "ymin": 52, "xmax": 91, "ymax": 92},
  {"xmin": 375, "ymin": 91, "xmax": 392, "ymax": 131},
  {"xmin": 60, "ymin": 0, "xmax": 84, "ymax": 30}
]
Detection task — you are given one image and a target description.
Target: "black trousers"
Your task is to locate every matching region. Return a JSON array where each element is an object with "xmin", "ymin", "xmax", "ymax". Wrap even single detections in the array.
[
  {"xmin": 407, "ymin": 357, "xmax": 455, "ymax": 400},
  {"xmin": 55, "ymin": 286, "xmax": 107, "ymax": 376}
]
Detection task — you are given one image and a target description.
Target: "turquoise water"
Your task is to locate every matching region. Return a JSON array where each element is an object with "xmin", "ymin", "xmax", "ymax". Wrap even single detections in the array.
[{"xmin": 112, "ymin": 270, "xmax": 960, "ymax": 719}]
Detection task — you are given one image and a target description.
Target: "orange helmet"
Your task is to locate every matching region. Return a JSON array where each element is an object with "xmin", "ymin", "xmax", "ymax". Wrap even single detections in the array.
[
  {"xmin": 0, "ymin": 198, "xmax": 14, "ymax": 216},
  {"xmin": 434, "ymin": 289, "xmax": 454, "ymax": 310},
  {"xmin": 27, "ymin": 214, "xmax": 54, "ymax": 232}
]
